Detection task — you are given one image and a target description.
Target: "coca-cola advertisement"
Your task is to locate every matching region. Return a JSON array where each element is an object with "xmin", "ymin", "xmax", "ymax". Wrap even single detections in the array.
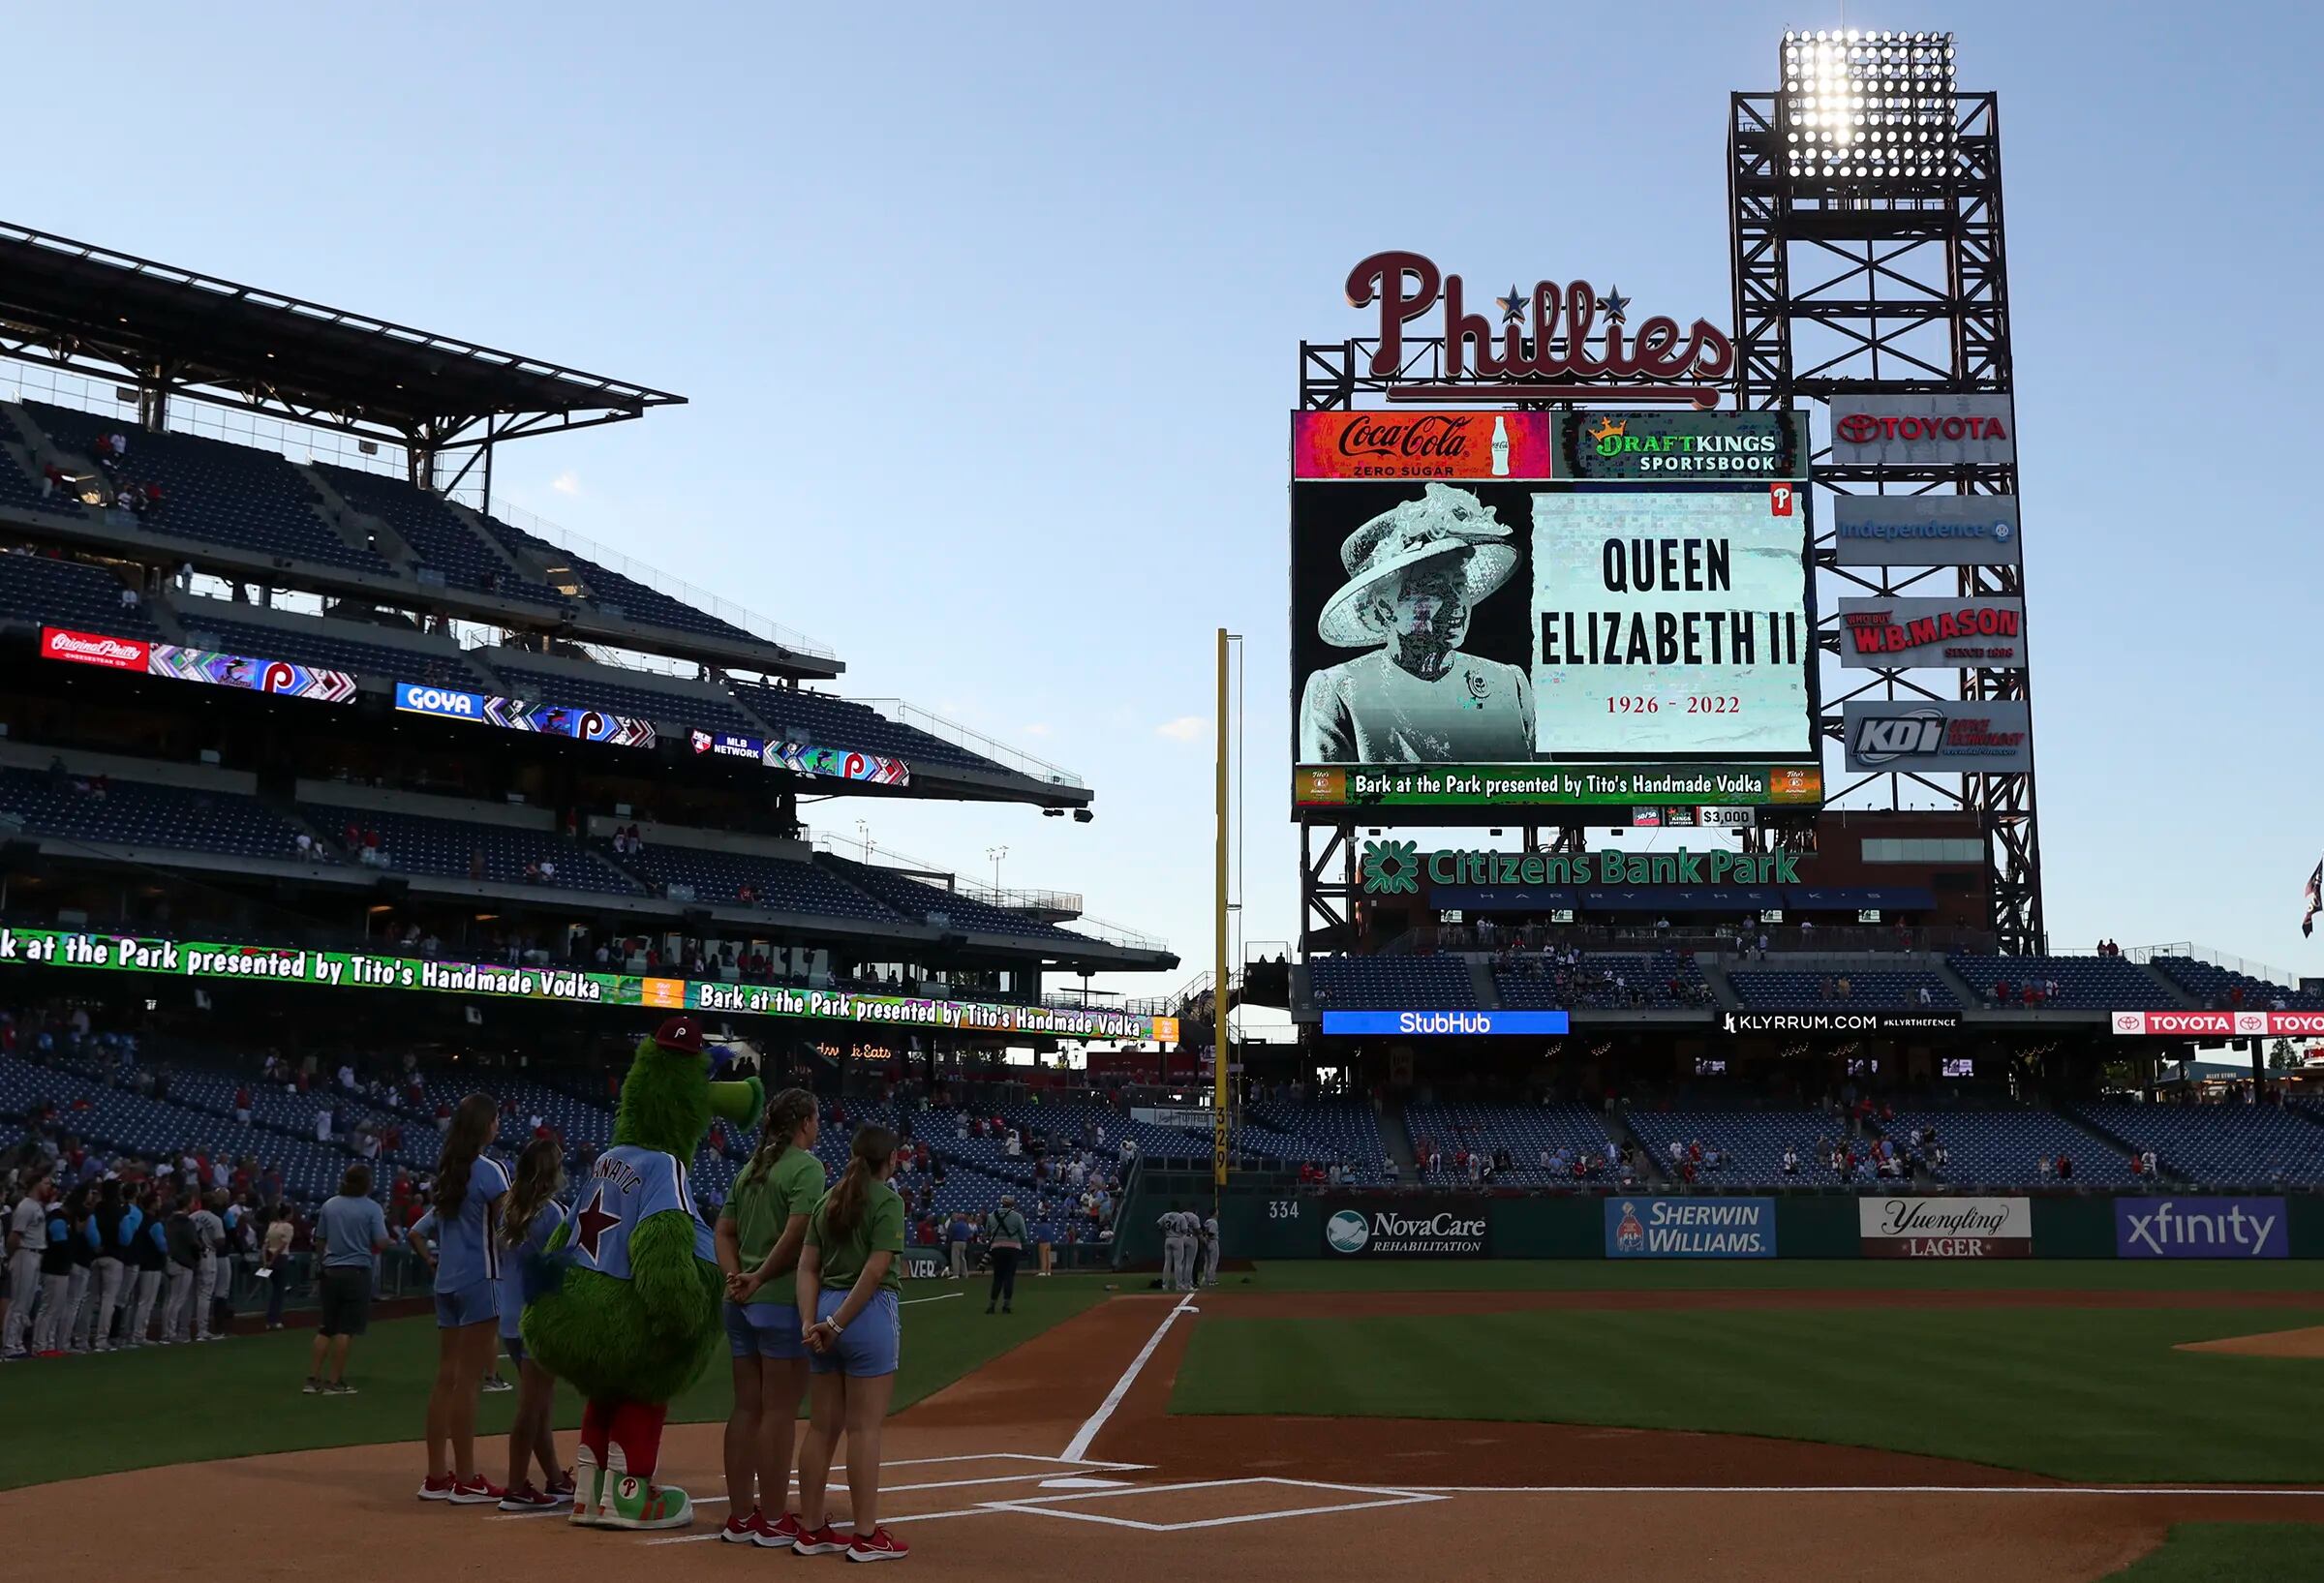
[{"xmin": 42, "ymin": 626, "xmax": 149, "ymax": 672}]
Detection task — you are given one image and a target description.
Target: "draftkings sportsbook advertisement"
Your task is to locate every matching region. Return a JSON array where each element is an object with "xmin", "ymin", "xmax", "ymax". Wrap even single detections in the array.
[{"xmin": 1291, "ymin": 411, "xmax": 1822, "ymax": 814}]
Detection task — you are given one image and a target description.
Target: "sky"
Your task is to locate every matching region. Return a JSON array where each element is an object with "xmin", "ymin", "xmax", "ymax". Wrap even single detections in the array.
[{"xmin": 7, "ymin": 0, "xmax": 2322, "ymax": 998}]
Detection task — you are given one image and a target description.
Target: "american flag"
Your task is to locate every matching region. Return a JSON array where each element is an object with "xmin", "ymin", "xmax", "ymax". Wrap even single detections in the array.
[{"xmin": 2305, "ymin": 858, "xmax": 2322, "ymax": 938}]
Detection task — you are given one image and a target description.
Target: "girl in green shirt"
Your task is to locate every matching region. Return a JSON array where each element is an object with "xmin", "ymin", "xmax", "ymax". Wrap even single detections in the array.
[
  {"xmin": 714, "ymin": 1088, "xmax": 822, "ymax": 1548},
  {"xmin": 791, "ymin": 1125, "xmax": 907, "ymax": 1563}
]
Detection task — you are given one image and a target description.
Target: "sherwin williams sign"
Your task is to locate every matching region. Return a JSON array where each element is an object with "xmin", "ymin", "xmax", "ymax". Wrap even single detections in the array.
[
  {"xmin": 1321, "ymin": 1199, "xmax": 1488, "ymax": 1258},
  {"xmin": 2115, "ymin": 1198, "xmax": 2287, "ymax": 1260},
  {"xmin": 1605, "ymin": 1197, "xmax": 1776, "ymax": 1258}
]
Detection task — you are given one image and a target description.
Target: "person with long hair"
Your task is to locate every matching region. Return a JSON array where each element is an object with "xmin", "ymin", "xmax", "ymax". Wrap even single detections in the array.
[
  {"xmin": 495, "ymin": 1137, "xmax": 570, "ymax": 1510},
  {"xmin": 407, "ymin": 1092, "xmax": 506, "ymax": 1504},
  {"xmin": 791, "ymin": 1125, "xmax": 907, "ymax": 1564},
  {"xmin": 713, "ymin": 1088, "xmax": 822, "ymax": 1547}
]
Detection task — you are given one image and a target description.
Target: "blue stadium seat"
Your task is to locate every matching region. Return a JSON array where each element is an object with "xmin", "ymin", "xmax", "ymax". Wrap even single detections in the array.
[
  {"xmin": 1308, "ymin": 956, "xmax": 1475, "ymax": 1009},
  {"xmin": 0, "ymin": 552, "xmax": 159, "ymax": 635},
  {"xmin": 1946, "ymin": 954, "xmax": 2178, "ymax": 1010}
]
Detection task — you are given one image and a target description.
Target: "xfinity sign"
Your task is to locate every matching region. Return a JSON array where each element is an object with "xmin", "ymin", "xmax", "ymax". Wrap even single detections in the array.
[
  {"xmin": 1320, "ymin": 1010, "xmax": 1570, "ymax": 1037},
  {"xmin": 2115, "ymin": 1198, "xmax": 2286, "ymax": 1260}
]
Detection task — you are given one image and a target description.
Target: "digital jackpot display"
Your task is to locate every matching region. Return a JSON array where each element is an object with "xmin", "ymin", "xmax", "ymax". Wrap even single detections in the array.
[{"xmin": 1291, "ymin": 411, "xmax": 1821, "ymax": 811}]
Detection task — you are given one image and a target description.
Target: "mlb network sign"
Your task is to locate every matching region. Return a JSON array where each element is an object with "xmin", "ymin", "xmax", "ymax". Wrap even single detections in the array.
[
  {"xmin": 1319, "ymin": 1010, "xmax": 1570, "ymax": 1037},
  {"xmin": 2115, "ymin": 1198, "xmax": 2286, "ymax": 1260},
  {"xmin": 1605, "ymin": 1197, "xmax": 1776, "ymax": 1259}
]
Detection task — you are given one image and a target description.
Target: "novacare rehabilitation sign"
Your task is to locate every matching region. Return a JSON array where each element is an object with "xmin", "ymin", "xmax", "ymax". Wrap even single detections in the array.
[{"xmin": 1322, "ymin": 1200, "xmax": 1489, "ymax": 1258}]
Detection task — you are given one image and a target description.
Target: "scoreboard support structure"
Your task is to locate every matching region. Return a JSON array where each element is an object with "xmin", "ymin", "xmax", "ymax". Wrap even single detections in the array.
[{"xmin": 1726, "ymin": 82, "xmax": 2045, "ymax": 956}]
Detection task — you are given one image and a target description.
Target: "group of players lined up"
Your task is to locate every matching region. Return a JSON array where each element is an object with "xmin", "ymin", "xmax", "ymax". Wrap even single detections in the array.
[
  {"xmin": 1154, "ymin": 1204, "xmax": 1219, "ymax": 1292},
  {"xmin": 2, "ymin": 1165, "xmax": 250, "ymax": 1358}
]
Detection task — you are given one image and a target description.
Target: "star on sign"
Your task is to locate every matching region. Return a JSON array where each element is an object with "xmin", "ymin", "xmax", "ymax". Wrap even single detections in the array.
[
  {"xmin": 1595, "ymin": 286, "xmax": 1631, "ymax": 322},
  {"xmin": 1495, "ymin": 285, "xmax": 1526, "ymax": 325}
]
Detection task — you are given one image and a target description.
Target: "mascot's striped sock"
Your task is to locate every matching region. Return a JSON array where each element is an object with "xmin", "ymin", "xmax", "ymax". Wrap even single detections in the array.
[{"xmin": 570, "ymin": 1401, "xmax": 615, "ymax": 1526}]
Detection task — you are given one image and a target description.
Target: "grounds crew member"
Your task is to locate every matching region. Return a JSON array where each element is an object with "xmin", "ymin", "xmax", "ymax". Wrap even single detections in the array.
[{"xmin": 982, "ymin": 1195, "xmax": 1025, "ymax": 1315}]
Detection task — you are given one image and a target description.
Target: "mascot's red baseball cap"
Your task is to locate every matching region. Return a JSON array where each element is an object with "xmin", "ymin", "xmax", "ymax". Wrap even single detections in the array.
[{"xmin": 655, "ymin": 1014, "xmax": 705, "ymax": 1053}]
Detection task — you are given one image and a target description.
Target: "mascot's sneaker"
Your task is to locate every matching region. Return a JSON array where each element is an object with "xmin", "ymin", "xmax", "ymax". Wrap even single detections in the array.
[
  {"xmin": 754, "ymin": 1511, "xmax": 805, "ymax": 1549},
  {"xmin": 846, "ymin": 1527, "xmax": 910, "ymax": 1563},
  {"xmin": 416, "ymin": 1475, "xmax": 456, "ymax": 1502},
  {"xmin": 718, "ymin": 1512, "xmax": 761, "ymax": 1544},
  {"xmin": 448, "ymin": 1476, "xmax": 505, "ymax": 1506},
  {"xmin": 568, "ymin": 1451, "xmax": 608, "ymax": 1526},
  {"xmin": 600, "ymin": 1474, "xmax": 691, "ymax": 1531},
  {"xmin": 793, "ymin": 1524, "xmax": 849, "ymax": 1557}
]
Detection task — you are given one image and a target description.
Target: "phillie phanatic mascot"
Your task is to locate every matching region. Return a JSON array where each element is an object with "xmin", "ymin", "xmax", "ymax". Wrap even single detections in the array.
[{"xmin": 522, "ymin": 1014, "xmax": 762, "ymax": 1529}]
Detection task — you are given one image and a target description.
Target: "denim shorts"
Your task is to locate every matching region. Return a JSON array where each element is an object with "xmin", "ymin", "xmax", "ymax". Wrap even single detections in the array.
[
  {"xmin": 725, "ymin": 1299, "xmax": 809, "ymax": 1360},
  {"xmin": 809, "ymin": 1289, "xmax": 899, "ymax": 1378},
  {"xmin": 435, "ymin": 1279, "xmax": 498, "ymax": 1329}
]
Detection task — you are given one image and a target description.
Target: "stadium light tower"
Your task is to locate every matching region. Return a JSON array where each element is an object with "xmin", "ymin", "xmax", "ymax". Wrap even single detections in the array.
[
  {"xmin": 1732, "ymin": 31, "xmax": 2044, "ymax": 953},
  {"xmin": 987, "ymin": 844, "xmax": 1009, "ymax": 894}
]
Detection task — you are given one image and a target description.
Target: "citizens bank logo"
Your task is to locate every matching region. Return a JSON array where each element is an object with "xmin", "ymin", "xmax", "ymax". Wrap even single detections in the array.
[
  {"xmin": 1360, "ymin": 838, "xmax": 1422, "ymax": 896},
  {"xmin": 1326, "ymin": 1210, "xmax": 1370, "ymax": 1254}
]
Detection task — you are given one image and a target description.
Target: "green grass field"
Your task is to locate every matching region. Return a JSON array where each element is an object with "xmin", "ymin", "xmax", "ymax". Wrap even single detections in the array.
[
  {"xmin": 2104, "ymin": 1526, "xmax": 2324, "ymax": 1582},
  {"xmin": 0, "ymin": 1276, "xmax": 1104, "ymax": 1493}
]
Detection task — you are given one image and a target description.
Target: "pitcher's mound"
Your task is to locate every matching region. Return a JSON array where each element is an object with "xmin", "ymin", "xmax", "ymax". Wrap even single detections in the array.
[{"xmin": 2177, "ymin": 1325, "xmax": 2324, "ymax": 1358}]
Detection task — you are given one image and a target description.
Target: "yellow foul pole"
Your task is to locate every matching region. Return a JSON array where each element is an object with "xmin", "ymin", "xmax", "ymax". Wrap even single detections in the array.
[{"xmin": 1213, "ymin": 626, "xmax": 1231, "ymax": 1201}]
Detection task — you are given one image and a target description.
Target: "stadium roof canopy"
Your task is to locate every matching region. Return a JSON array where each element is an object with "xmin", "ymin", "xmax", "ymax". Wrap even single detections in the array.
[{"xmin": 0, "ymin": 221, "xmax": 683, "ymax": 454}]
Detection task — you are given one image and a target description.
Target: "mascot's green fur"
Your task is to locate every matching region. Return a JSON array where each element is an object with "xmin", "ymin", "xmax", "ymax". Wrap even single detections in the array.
[{"xmin": 521, "ymin": 1016, "xmax": 761, "ymax": 1530}]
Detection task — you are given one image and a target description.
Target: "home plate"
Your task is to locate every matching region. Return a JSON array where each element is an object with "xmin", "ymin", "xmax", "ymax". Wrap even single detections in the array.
[{"xmin": 1041, "ymin": 1476, "xmax": 1134, "ymax": 1490}]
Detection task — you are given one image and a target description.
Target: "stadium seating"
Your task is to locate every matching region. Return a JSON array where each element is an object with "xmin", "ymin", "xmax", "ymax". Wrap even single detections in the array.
[
  {"xmin": 1308, "ymin": 955, "xmax": 1476, "ymax": 1009},
  {"xmin": 0, "ymin": 552, "xmax": 158, "ymax": 636},
  {"xmin": 475, "ymin": 518, "xmax": 759, "ymax": 647},
  {"xmin": 2076, "ymin": 1102, "xmax": 2324, "ymax": 1186},
  {"xmin": 301, "ymin": 801, "xmax": 640, "ymax": 894},
  {"xmin": 603, "ymin": 840, "xmax": 901, "ymax": 923},
  {"xmin": 2147, "ymin": 956, "xmax": 2324, "ymax": 1012},
  {"xmin": 171, "ymin": 610, "xmax": 487, "ymax": 689},
  {"xmin": 1405, "ymin": 1101, "xmax": 1618, "ymax": 1185},
  {"xmin": 730, "ymin": 681, "xmax": 1017, "ymax": 779},
  {"xmin": 24, "ymin": 404, "xmax": 392, "ymax": 576},
  {"xmin": 488, "ymin": 661, "xmax": 756, "ymax": 734},
  {"xmin": 0, "ymin": 433, "xmax": 86, "ymax": 520},
  {"xmin": 822, "ymin": 857, "xmax": 1089, "ymax": 945},
  {"xmin": 1884, "ymin": 1107, "xmax": 2137, "ymax": 1188},
  {"xmin": 0, "ymin": 767, "xmax": 312, "ymax": 860},
  {"xmin": 1621, "ymin": 1108, "xmax": 1864, "ymax": 1187},
  {"xmin": 1945, "ymin": 954, "xmax": 2177, "ymax": 1010},
  {"xmin": 312, "ymin": 463, "xmax": 564, "ymax": 605},
  {"xmin": 1728, "ymin": 970, "xmax": 1958, "ymax": 1010},
  {"xmin": 1242, "ymin": 1099, "xmax": 1388, "ymax": 1178},
  {"xmin": 1497, "ymin": 952, "xmax": 1708, "ymax": 1010}
]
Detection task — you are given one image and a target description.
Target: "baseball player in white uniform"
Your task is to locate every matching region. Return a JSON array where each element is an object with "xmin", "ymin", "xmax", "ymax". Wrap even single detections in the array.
[
  {"xmin": 1200, "ymin": 1211, "xmax": 1220, "ymax": 1287},
  {"xmin": 1157, "ymin": 1205, "xmax": 1189, "ymax": 1292}
]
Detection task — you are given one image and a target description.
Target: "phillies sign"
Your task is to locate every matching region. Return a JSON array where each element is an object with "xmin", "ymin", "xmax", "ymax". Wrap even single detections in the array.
[
  {"xmin": 1346, "ymin": 251, "xmax": 1733, "ymax": 407},
  {"xmin": 2113, "ymin": 1010, "xmax": 2324, "ymax": 1039}
]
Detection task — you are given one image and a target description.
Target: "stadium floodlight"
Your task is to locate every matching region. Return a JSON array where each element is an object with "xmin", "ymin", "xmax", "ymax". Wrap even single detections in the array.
[{"xmin": 1778, "ymin": 29, "xmax": 1958, "ymax": 184}]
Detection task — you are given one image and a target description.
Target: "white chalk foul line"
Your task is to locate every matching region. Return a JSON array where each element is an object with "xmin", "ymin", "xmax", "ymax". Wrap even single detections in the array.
[
  {"xmin": 1388, "ymin": 1484, "xmax": 2324, "ymax": 1498},
  {"xmin": 1061, "ymin": 1292, "xmax": 1195, "ymax": 1464},
  {"xmin": 902, "ymin": 1292, "xmax": 963, "ymax": 1307},
  {"xmin": 635, "ymin": 1462, "xmax": 1155, "ymax": 1544}
]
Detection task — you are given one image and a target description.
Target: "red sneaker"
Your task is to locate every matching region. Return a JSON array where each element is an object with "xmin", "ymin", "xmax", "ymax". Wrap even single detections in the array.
[
  {"xmin": 417, "ymin": 1474, "xmax": 456, "ymax": 1502},
  {"xmin": 846, "ymin": 1527, "xmax": 910, "ymax": 1563},
  {"xmin": 549, "ymin": 1469, "xmax": 575, "ymax": 1500},
  {"xmin": 447, "ymin": 1476, "xmax": 505, "ymax": 1506},
  {"xmin": 719, "ymin": 1512, "xmax": 760, "ymax": 1544},
  {"xmin": 792, "ymin": 1523, "xmax": 850, "ymax": 1556},
  {"xmin": 754, "ymin": 1510, "xmax": 804, "ymax": 1549},
  {"xmin": 498, "ymin": 1484, "xmax": 561, "ymax": 1512}
]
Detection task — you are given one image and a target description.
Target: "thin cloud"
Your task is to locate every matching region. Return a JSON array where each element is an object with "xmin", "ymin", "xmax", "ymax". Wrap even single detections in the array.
[
  {"xmin": 1022, "ymin": 723, "xmax": 1053, "ymax": 737},
  {"xmin": 550, "ymin": 471, "xmax": 583, "ymax": 497},
  {"xmin": 1154, "ymin": 715, "xmax": 1207, "ymax": 742}
]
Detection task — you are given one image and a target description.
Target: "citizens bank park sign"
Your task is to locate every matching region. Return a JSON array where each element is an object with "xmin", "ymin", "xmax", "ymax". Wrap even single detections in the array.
[{"xmin": 0, "ymin": 927, "xmax": 1177, "ymax": 1044}]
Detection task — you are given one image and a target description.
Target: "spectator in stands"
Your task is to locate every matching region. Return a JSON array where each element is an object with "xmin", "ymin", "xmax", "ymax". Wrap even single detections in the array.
[
  {"xmin": 2057, "ymin": 1153, "xmax": 2073, "ymax": 1182},
  {"xmin": 1782, "ymin": 1146, "xmax": 1799, "ymax": 1175}
]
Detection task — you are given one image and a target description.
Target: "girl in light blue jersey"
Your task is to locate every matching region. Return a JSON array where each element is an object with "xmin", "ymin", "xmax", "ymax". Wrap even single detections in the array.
[
  {"xmin": 410, "ymin": 1093, "xmax": 505, "ymax": 1503},
  {"xmin": 494, "ymin": 1137, "xmax": 569, "ymax": 1511}
]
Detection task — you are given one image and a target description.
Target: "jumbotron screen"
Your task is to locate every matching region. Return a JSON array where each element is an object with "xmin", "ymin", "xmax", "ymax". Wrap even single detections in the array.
[{"xmin": 1291, "ymin": 411, "xmax": 1822, "ymax": 813}]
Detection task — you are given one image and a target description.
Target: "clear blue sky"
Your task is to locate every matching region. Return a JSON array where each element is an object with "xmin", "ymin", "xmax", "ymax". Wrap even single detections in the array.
[{"xmin": 9, "ymin": 1, "xmax": 2320, "ymax": 992}]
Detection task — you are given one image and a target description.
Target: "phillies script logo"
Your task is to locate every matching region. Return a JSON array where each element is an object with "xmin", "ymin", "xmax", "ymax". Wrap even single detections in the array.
[
  {"xmin": 43, "ymin": 627, "xmax": 149, "ymax": 671},
  {"xmin": 1347, "ymin": 251, "xmax": 1732, "ymax": 399},
  {"xmin": 1331, "ymin": 413, "xmax": 1483, "ymax": 461},
  {"xmin": 1835, "ymin": 411, "xmax": 2009, "ymax": 445}
]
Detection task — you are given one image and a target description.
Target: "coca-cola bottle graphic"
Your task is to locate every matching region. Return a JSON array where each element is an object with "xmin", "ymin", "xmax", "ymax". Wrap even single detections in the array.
[{"xmin": 1489, "ymin": 414, "xmax": 1511, "ymax": 476}]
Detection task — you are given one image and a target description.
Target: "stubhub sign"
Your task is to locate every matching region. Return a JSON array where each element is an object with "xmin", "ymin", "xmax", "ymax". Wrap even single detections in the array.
[{"xmin": 1319, "ymin": 1010, "xmax": 1570, "ymax": 1037}]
